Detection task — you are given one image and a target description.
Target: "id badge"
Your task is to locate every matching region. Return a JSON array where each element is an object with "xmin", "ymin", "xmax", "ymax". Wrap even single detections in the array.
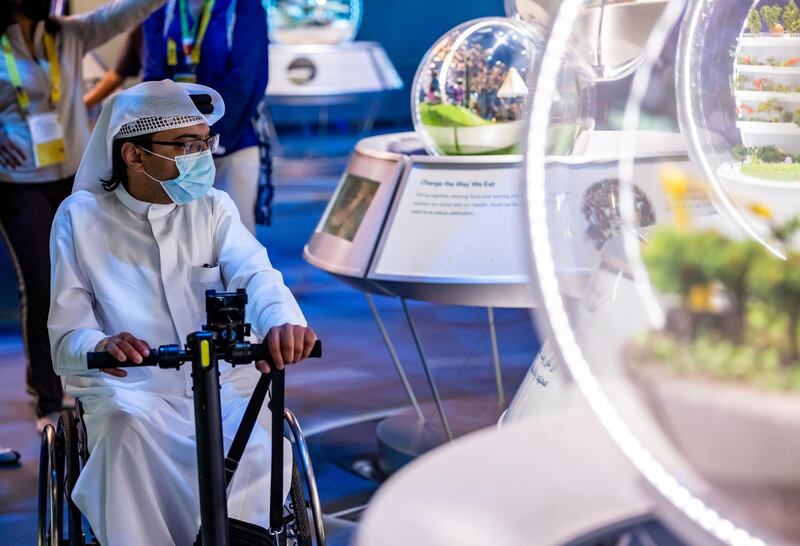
[
  {"xmin": 27, "ymin": 112, "xmax": 66, "ymax": 168},
  {"xmin": 167, "ymin": 38, "xmax": 178, "ymax": 67},
  {"xmin": 174, "ymin": 73, "xmax": 198, "ymax": 84}
]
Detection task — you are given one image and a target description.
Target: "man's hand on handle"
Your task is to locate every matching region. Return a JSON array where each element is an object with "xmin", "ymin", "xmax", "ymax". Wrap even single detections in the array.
[
  {"xmin": 94, "ymin": 332, "xmax": 151, "ymax": 377},
  {"xmin": 258, "ymin": 324, "xmax": 317, "ymax": 374}
]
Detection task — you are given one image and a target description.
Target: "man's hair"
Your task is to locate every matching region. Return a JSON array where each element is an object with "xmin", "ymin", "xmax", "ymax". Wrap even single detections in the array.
[
  {"xmin": 100, "ymin": 136, "xmax": 151, "ymax": 192},
  {"xmin": 1, "ymin": 5, "xmax": 60, "ymax": 37}
]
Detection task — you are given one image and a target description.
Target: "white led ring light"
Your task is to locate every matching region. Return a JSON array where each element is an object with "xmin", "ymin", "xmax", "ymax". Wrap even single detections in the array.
[{"xmin": 523, "ymin": 0, "xmax": 769, "ymax": 544}]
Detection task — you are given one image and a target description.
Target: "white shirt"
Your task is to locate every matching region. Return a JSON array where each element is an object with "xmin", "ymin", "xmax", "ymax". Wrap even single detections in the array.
[
  {"xmin": 48, "ymin": 185, "xmax": 305, "ymax": 399},
  {"xmin": 0, "ymin": 0, "xmax": 166, "ymax": 183}
]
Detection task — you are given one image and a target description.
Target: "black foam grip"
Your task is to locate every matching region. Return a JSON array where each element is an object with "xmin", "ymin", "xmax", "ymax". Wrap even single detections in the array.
[
  {"xmin": 250, "ymin": 339, "xmax": 322, "ymax": 363},
  {"xmin": 86, "ymin": 351, "xmax": 159, "ymax": 369}
]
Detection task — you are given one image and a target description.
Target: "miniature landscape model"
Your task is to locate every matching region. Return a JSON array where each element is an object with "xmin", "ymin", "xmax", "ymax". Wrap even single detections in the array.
[
  {"xmin": 415, "ymin": 21, "xmax": 531, "ymax": 156},
  {"xmin": 727, "ymin": 2, "xmax": 800, "ymax": 184}
]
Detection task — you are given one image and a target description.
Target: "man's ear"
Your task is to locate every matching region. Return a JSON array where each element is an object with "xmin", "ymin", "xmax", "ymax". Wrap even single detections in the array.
[{"xmin": 121, "ymin": 142, "xmax": 146, "ymax": 173}]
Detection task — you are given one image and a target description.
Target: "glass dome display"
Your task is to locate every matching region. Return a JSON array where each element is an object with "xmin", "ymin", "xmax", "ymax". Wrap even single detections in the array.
[
  {"xmin": 411, "ymin": 17, "xmax": 596, "ymax": 157},
  {"xmin": 522, "ymin": 0, "xmax": 800, "ymax": 544},
  {"xmin": 506, "ymin": 0, "xmax": 670, "ymax": 81},
  {"xmin": 267, "ymin": 0, "xmax": 361, "ymax": 45}
]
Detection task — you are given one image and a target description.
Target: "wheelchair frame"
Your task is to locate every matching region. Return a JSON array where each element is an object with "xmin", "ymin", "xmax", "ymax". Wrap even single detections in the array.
[
  {"xmin": 37, "ymin": 404, "xmax": 327, "ymax": 546},
  {"xmin": 38, "ymin": 289, "xmax": 327, "ymax": 545}
]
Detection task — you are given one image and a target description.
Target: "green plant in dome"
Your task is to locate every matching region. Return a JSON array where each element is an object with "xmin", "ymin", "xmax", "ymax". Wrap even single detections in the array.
[
  {"xmin": 731, "ymin": 144, "xmax": 753, "ymax": 161},
  {"xmin": 747, "ymin": 7, "xmax": 763, "ymax": 33},
  {"xmin": 784, "ymin": 0, "xmax": 800, "ymax": 32},
  {"xmin": 703, "ymin": 238, "xmax": 767, "ymax": 342},
  {"xmin": 643, "ymin": 229, "xmax": 718, "ymax": 308},
  {"xmin": 756, "ymin": 99, "xmax": 784, "ymax": 122},
  {"xmin": 761, "ymin": 5, "xmax": 783, "ymax": 32},
  {"xmin": 750, "ymin": 251, "xmax": 800, "ymax": 365}
]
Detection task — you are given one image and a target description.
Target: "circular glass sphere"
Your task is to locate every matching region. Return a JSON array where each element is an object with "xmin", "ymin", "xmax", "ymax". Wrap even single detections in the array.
[
  {"xmin": 679, "ymin": 0, "xmax": 800, "ymax": 231},
  {"xmin": 411, "ymin": 16, "xmax": 595, "ymax": 157},
  {"xmin": 266, "ymin": 0, "xmax": 362, "ymax": 45},
  {"xmin": 518, "ymin": 0, "xmax": 800, "ymax": 545}
]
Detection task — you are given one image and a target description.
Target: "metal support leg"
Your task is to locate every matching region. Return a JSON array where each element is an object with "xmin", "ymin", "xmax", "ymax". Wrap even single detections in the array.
[
  {"xmin": 400, "ymin": 299, "xmax": 454, "ymax": 441},
  {"xmin": 365, "ymin": 293, "xmax": 425, "ymax": 423},
  {"xmin": 487, "ymin": 307, "xmax": 505, "ymax": 407}
]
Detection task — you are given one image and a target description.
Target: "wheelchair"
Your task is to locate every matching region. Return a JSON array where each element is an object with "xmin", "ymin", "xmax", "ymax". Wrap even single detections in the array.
[
  {"xmin": 37, "ymin": 289, "xmax": 327, "ymax": 546},
  {"xmin": 38, "ymin": 404, "xmax": 325, "ymax": 546}
]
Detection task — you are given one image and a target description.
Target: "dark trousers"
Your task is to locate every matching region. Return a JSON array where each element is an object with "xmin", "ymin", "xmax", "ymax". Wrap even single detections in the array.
[{"xmin": 0, "ymin": 178, "xmax": 73, "ymax": 417}]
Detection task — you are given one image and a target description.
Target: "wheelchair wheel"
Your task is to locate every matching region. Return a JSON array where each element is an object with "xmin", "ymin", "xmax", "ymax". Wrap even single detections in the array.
[
  {"xmin": 37, "ymin": 423, "xmax": 61, "ymax": 546},
  {"xmin": 38, "ymin": 411, "xmax": 92, "ymax": 546},
  {"xmin": 59, "ymin": 411, "xmax": 84, "ymax": 546},
  {"xmin": 288, "ymin": 461, "xmax": 312, "ymax": 546},
  {"xmin": 284, "ymin": 409, "xmax": 326, "ymax": 546}
]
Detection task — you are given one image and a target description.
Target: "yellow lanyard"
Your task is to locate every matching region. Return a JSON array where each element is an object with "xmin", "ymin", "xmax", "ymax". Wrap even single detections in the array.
[{"xmin": 1, "ymin": 31, "xmax": 61, "ymax": 113}]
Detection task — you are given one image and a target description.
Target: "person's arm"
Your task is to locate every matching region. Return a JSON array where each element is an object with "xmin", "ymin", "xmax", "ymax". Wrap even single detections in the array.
[
  {"xmin": 59, "ymin": 0, "xmax": 167, "ymax": 54},
  {"xmin": 47, "ymin": 209, "xmax": 109, "ymax": 376},
  {"xmin": 115, "ymin": 25, "xmax": 144, "ymax": 79},
  {"xmin": 212, "ymin": 191, "xmax": 315, "ymax": 369},
  {"xmin": 83, "ymin": 70, "xmax": 124, "ymax": 109},
  {"xmin": 83, "ymin": 26, "xmax": 144, "ymax": 108},
  {"xmin": 208, "ymin": 0, "xmax": 269, "ymax": 148}
]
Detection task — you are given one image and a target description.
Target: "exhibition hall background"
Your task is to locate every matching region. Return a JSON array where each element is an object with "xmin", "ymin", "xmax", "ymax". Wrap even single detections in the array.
[{"xmin": 0, "ymin": 0, "xmax": 505, "ymax": 330}]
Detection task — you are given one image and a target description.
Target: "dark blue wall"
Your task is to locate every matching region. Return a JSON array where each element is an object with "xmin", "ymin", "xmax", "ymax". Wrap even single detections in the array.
[
  {"xmin": 356, "ymin": 0, "xmax": 505, "ymax": 124},
  {"xmin": 269, "ymin": 0, "xmax": 505, "ymax": 128},
  {"xmin": 0, "ymin": 1, "xmax": 508, "ymax": 328}
]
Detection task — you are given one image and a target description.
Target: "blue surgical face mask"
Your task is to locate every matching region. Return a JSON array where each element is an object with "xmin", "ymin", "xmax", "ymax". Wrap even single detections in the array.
[{"xmin": 139, "ymin": 147, "xmax": 216, "ymax": 205}]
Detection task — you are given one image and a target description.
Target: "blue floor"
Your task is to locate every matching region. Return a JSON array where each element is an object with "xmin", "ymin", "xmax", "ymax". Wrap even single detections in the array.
[{"xmin": 0, "ymin": 172, "xmax": 540, "ymax": 545}]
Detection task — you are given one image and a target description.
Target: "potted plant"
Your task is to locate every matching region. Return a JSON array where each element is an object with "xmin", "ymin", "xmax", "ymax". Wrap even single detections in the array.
[{"xmin": 626, "ymin": 199, "xmax": 800, "ymax": 542}]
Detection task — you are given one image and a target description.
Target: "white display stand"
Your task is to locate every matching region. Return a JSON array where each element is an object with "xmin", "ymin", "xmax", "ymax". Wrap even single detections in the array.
[
  {"xmin": 306, "ymin": 129, "xmax": 698, "ymax": 307},
  {"xmin": 267, "ymin": 42, "xmax": 401, "ymax": 99},
  {"xmin": 304, "ymin": 130, "xmax": 700, "ymax": 472},
  {"xmin": 263, "ymin": 42, "xmax": 403, "ymax": 158},
  {"xmin": 357, "ymin": 400, "xmax": 665, "ymax": 546}
]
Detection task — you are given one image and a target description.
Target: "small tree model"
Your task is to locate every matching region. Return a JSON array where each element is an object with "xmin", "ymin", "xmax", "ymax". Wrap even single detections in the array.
[
  {"xmin": 750, "ymin": 252, "xmax": 800, "ymax": 365},
  {"xmin": 644, "ymin": 230, "xmax": 717, "ymax": 309},
  {"xmin": 785, "ymin": 0, "xmax": 800, "ymax": 32},
  {"xmin": 761, "ymin": 5, "xmax": 783, "ymax": 33},
  {"xmin": 702, "ymin": 238, "xmax": 766, "ymax": 342},
  {"xmin": 756, "ymin": 99, "xmax": 784, "ymax": 122},
  {"xmin": 753, "ymin": 144, "xmax": 789, "ymax": 163},
  {"xmin": 747, "ymin": 7, "xmax": 763, "ymax": 34}
]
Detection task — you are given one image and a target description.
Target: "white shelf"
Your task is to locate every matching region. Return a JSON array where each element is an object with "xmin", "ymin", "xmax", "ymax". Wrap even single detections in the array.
[
  {"xmin": 735, "ymin": 64, "xmax": 800, "ymax": 75},
  {"xmin": 736, "ymin": 121, "xmax": 800, "ymax": 134},
  {"xmin": 737, "ymin": 34, "xmax": 800, "ymax": 47},
  {"xmin": 734, "ymin": 90, "xmax": 800, "ymax": 102}
]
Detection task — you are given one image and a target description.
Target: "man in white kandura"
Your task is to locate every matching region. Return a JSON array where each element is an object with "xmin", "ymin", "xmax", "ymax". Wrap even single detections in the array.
[{"xmin": 47, "ymin": 79, "xmax": 317, "ymax": 545}]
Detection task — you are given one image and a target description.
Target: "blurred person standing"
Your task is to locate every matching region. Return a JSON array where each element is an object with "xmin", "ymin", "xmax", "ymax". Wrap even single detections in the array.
[
  {"xmin": 0, "ymin": 0, "xmax": 167, "ymax": 432},
  {"xmin": 143, "ymin": 0, "xmax": 269, "ymax": 233}
]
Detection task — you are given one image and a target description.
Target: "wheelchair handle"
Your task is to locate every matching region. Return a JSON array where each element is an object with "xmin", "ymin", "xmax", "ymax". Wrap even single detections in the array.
[{"xmin": 86, "ymin": 339, "xmax": 322, "ymax": 370}]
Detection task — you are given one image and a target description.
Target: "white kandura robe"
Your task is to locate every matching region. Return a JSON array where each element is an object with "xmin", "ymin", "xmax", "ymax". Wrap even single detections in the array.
[{"xmin": 48, "ymin": 185, "xmax": 305, "ymax": 545}]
